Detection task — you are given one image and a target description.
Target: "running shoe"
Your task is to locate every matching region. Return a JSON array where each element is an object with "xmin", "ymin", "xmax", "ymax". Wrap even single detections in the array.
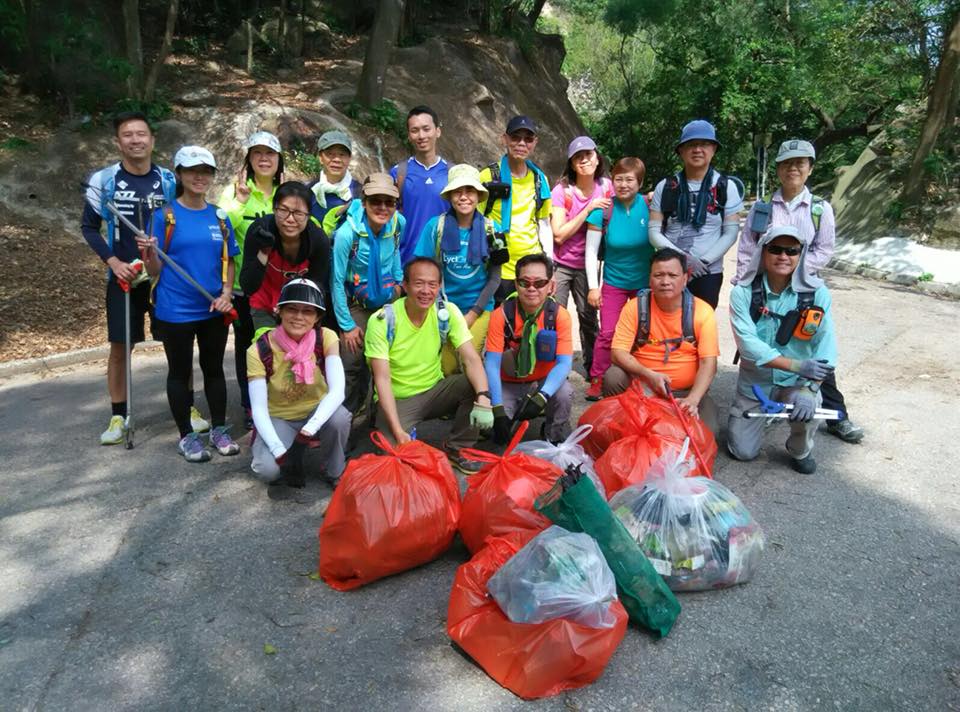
[
  {"xmin": 585, "ymin": 377, "xmax": 603, "ymax": 401},
  {"xmin": 100, "ymin": 415, "xmax": 125, "ymax": 445},
  {"xmin": 179, "ymin": 432, "xmax": 212, "ymax": 463},
  {"xmin": 209, "ymin": 425, "xmax": 240, "ymax": 456},
  {"xmin": 190, "ymin": 406, "xmax": 210, "ymax": 433}
]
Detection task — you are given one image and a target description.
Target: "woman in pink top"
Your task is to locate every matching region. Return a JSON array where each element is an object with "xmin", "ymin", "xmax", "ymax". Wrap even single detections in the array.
[{"xmin": 549, "ymin": 136, "xmax": 613, "ymax": 381}]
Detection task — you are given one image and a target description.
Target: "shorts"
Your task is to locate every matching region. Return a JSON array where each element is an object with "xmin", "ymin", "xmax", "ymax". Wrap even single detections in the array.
[{"xmin": 106, "ymin": 279, "xmax": 153, "ymax": 344}]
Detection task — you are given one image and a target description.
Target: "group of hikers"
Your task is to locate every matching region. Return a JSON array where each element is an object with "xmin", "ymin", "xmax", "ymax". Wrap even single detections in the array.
[{"xmin": 81, "ymin": 106, "xmax": 864, "ymax": 489}]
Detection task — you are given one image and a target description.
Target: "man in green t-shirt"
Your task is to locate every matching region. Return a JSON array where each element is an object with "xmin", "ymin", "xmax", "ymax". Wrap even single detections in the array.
[
  {"xmin": 478, "ymin": 115, "xmax": 553, "ymax": 300},
  {"xmin": 365, "ymin": 257, "xmax": 495, "ymax": 472}
]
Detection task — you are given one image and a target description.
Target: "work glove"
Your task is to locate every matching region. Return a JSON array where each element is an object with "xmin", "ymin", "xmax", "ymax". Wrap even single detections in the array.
[
  {"xmin": 516, "ymin": 390, "xmax": 548, "ymax": 421},
  {"xmin": 790, "ymin": 358, "xmax": 835, "ymax": 381},
  {"xmin": 686, "ymin": 253, "xmax": 709, "ymax": 278},
  {"xmin": 250, "ymin": 226, "xmax": 276, "ymax": 253},
  {"xmin": 275, "ymin": 433, "xmax": 309, "ymax": 488},
  {"xmin": 786, "ymin": 388, "xmax": 818, "ymax": 423},
  {"xmin": 492, "ymin": 405, "xmax": 512, "ymax": 445},
  {"xmin": 470, "ymin": 402, "xmax": 495, "ymax": 431}
]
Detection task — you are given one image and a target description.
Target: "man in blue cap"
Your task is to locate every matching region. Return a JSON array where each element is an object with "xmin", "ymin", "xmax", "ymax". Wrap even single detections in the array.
[{"xmin": 648, "ymin": 119, "xmax": 743, "ymax": 309}]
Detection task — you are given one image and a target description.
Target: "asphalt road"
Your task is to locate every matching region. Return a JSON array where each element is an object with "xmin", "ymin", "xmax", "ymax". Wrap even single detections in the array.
[{"xmin": 1, "ymin": 269, "xmax": 958, "ymax": 711}]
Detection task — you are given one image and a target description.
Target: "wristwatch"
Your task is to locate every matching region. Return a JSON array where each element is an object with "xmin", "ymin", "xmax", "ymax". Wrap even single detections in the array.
[{"xmin": 476, "ymin": 390, "xmax": 492, "ymax": 400}]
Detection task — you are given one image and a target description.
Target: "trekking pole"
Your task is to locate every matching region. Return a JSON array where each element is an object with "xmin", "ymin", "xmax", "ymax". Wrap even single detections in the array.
[
  {"xmin": 116, "ymin": 262, "xmax": 148, "ymax": 449},
  {"xmin": 743, "ymin": 384, "xmax": 844, "ymax": 420},
  {"xmin": 665, "ymin": 391, "xmax": 711, "ymax": 477},
  {"xmin": 98, "ymin": 196, "xmax": 238, "ymax": 326}
]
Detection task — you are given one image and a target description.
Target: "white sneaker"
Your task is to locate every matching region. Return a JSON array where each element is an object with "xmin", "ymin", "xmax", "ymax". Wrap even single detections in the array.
[
  {"xmin": 190, "ymin": 406, "xmax": 210, "ymax": 433},
  {"xmin": 100, "ymin": 415, "xmax": 125, "ymax": 445}
]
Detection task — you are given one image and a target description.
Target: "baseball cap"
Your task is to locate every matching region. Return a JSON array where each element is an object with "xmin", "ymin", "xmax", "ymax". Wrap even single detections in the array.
[
  {"xmin": 776, "ymin": 139, "xmax": 816, "ymax": 163},
  {"xmin": 567, "ymin": 136, "xmax": 597, "ymax": 158},
  {"xmin": 766, "ymin": 224, "xmax": 806, "ymax": 243},
  {"xmin": 361, "ymin": 172, "xmax": 399, "ymax": 199},
  {"xmin": 675, "ymin": 120, "xmax": 721, "ymax": 150},
  {"xmin": 245, "ymin": 131, "xmax": 281, "ymax": 153},
  {"xmin": 506, "ymin": 115, "xmax": 538, "ymax": 135},
  {"xmin": 317, "ymin": 130, "xmax": 353, "ymax": 153},
  {"xmin": 174, "ymin": 145, "xmax": 217, "ymax": 170}
]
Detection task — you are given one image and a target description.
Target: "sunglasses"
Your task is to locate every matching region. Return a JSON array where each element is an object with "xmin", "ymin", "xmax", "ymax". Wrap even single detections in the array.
[
  {"xmin": 508, "ymin": 133, "xmax": 537, "ymax": 145},
  {"xmin": 367, "ymin": 197, "xmax": 397, "ymax": 208},
  {"xmin": 765, "ymin": 245, "xmax": 801, "ymax": 256},
  {"xmin": 516, "ymin": 278, "xmax": 550, "ymax": 290}
]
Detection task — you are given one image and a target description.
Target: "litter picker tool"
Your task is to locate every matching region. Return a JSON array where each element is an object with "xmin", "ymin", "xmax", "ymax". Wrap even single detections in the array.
[
  {"xmin": 665, "ymin": 391, "xmax": 712, "ymax": 477},
  {"xmin": 744, "ymin": 384, "xmax": 844, "ymax": 420}
]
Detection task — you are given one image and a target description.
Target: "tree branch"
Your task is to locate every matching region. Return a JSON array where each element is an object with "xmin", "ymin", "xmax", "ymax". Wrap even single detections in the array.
[{"xmin": 144, "ymin": 0, "xmax": 180, "ymax": 102}]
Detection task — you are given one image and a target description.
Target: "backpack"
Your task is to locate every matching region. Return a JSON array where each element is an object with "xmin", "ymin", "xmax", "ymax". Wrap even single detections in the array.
[
  {"xmin": 255, "ymin": 329, "xmax": 325, "ymax": 380},
  {"xmin": 378, "ymin": 298, "xmax": 451, "ymax": 354},
  {"xmin": 501, "ymin": 295, "xmax": 558, "ymax": 348},
  {"xmin": 482, "ymin": 161, "xmax": 548, "ymax": 218},
  {"xmin": 151, "ymin": 204, "xmax": 230, "ymax": 303},
  {"xmin": 433, "ymin": 213, "xmax": 504, "ymax": 260},
  {"xmin": 748, "ymin": 194, "xmax": 825, "ymax": 239},
  {"xmin": 658, "ymin": 171, "xmax": 744, "ymax": 231},
  {"xmin": 633, "ymin": 288, "xmax": 697, "ymax": 357}
]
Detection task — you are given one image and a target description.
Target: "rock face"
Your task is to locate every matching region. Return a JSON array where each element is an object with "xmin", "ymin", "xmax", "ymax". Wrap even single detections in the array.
[
  {"xmin": 931, "ymin": 206, "xmax": 960, "ymax": 249},
  {"xmin": 830, "ymin": 143, "xmax": 903, "ymax": 242}
]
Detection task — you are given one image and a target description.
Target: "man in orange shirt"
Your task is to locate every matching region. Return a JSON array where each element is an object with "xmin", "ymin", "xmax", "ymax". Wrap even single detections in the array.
[
  {"xmin": 603, "ymin": 248, "xmax": 720, "ymax": 434},
  {"xmin": 484, "ymin": 254, "xmax": 574, "ymax": 445}
]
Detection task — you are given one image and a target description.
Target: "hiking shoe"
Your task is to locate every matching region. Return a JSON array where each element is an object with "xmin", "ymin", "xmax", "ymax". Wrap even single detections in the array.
[
  {"xmin": 585, "ymin": 377, "xmax": 603, "ymax": 401},
  {"xmin": 100, "ymin": 415, "xmax": 125, "ymax": 445},
  {"xmin": 826, "ymin": 418, "xmax": 864, "ymax": 444},
  {"xmin": 178, "ymin": 432, "xmax": 212, "ymax": 463},
  {"xmin": 209, "ymin": 425, "xmax": 240, "ymax": 456},
  {"xmin": 790, "ymin": 454, "xmax": 817, "ymax": 475},
  {"xmin": 190, "ymin": 406, "xmax": 210, "ymax": 433}
]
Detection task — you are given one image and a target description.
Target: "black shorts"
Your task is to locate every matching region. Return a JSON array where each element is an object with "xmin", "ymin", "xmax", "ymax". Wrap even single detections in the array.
[{"xmin": 105, "ymin": 279, "xmax": 153, "ymax": 344}]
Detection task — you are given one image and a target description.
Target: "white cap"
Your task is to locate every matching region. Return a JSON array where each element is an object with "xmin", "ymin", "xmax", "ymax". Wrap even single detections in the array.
[
  {"xmin": 776, "ymin": 139, "xmax": 816, "ymax": 163},
  {"xmin": 245, "ymin": 131, "xmax": 281, "ymax": 153},
  {"xmin": 174, "ymin": 145, "xmax": 217, "ymax": 170}
]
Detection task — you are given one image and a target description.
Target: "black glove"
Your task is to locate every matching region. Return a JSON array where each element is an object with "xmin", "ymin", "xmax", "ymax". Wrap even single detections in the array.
[
  {"xmin": 250, "ymin": 225, "xmax": 276, "ymax": 253},
  {"xmin": 492, "ymin": 405, "xmax": 512, "ymax": 445},
  {"xmin": 517, "ymin": 390, "xmax": 548, "ymax": 421},
  {"xmin": 278, "ymin": 435, "xmax": 309, "ymax": 488}
]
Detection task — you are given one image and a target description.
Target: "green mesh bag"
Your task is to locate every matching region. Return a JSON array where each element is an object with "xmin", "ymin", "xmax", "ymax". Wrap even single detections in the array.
[{"xmin": 535, "ymin": 466, "xmax": 680, "ymax": 638}]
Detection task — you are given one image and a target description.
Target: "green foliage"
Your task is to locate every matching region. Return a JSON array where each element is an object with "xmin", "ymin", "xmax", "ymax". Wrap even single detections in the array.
[
  {"xmin": 346, "ymin": 99, "xmax": 405, "ymax": 140},
  {"xmin": 884, "ymin": 200, "xmax": 904, "ymax": 221},
  {"xmin": 112, "ymin": 97, "xmax": 172, "ymax": 125},
  {"xmin": 287, "ymin": 137, "xmax": 322, "ymax": 177},
  {"xmin": 0, "ymin": 137, "xmax": 33, "ymax": 150},
  {"xmin": 173, "ymin": 35, "xmax": 211, "ymax": 57},
  {"xmin": 917, "ymin": 272, "xmax": 934, "ymax": 282}
]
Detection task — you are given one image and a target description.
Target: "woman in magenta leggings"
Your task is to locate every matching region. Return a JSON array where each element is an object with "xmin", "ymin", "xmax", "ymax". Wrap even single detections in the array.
[{"xmin": 584, "ymin": 157, "xmax": 652, "ymax": 400}]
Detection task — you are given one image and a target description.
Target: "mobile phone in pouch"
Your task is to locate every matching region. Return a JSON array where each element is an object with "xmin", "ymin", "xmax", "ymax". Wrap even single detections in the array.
[{"xmin": 535, "ymin": 329, "xmax": 558, "ymax": 361}]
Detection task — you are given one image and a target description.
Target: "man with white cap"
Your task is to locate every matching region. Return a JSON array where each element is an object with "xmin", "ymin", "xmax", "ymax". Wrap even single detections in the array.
[
  {"xmin": 413, "ymin": 163, "xmax": 507, "ymax": 374},
  {"xmin": 736, "ymin": 138, "xmax": 863, "ymax": 444},
  {"xmin": 727, "ymin": 224, "xmax": 837, "ymax": 474},
  {"xmin": 649, "ymin": 119, "xmax": 744, "ymax": 309},
  {"xmin": 308, "ymin": 129, "xmax": 361, "ymax": 228}
]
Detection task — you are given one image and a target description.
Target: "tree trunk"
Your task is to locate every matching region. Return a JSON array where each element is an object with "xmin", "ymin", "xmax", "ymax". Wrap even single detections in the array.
[
  {"xmin": 143, "ymin": 0, "xmax": 180, "ymax": 102},
  {"xmin": 527, "ymin": 0, "xmax": 548, "ymax": 26},
  {"xmin": 356, "ymin": 0, "xmax": 406, "ymax": 107},
  {"xmin": 122, "ymin": 0, "xmax": 144, "ymax": 99},
  {"xmin": 901, "ymin": 12, "xmax": 960, "ymax": 205},
  {"xmin": 246, "ymin": 18, "xmax": 255, "ymax": 73}
]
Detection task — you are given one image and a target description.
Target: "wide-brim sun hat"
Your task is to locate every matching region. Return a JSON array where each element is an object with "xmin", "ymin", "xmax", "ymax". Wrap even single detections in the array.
[
  {"xmin": 174, "ymin": 145, "xmax": 217, "ymax": 170},
  {"xmin": 776, "ymin": 139, "xmax": 816, "ymax": 163},
  {"xmin": 675, "ymin": 120, "xmax": 721, "ymax": 151},
  {"xmin": 440, "ymin": 164, "xmax": 489, "ymax": 201},
  {"xmin": 361, "ymin": 172, "xmax": 399, "ymax": 199},
  {"xmin": 276, "ymin": 278, "xmax": 326, "ymax": 312},
  {"xmin": 245, "ymin": 131, "xmax": 281, "ymax": 153}
]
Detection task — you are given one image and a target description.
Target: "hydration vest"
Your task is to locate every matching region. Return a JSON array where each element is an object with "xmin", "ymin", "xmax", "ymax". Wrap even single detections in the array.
[{"xmin": 633, "ymin": 288, "xmax": 697, "ymax": 362}]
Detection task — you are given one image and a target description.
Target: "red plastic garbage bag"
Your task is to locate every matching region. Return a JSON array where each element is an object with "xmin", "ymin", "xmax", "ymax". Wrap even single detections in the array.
[
  {"xmin": 447, "ymin": 530, "xmax": 628, "ymax": 699},
  {"xmin": 319, "ymin": 432, "xmax": 461, "ymax": 591},
  {"xmin": 586, "ymin": 386, "xmax": 716, "ymax": 497},
  {"xmin": 458, "ymin": 422, "xmax": 562, "ymax": 554}
]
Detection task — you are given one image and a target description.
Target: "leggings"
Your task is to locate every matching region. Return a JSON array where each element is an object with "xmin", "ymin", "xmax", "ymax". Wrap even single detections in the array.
[
  {"xmin": 157, "ymin": 316, "xmax": 229, "ymax": 437},
  {"xmin": 232, "ymin": 294, "xmax": 254, "ymax": 410}
]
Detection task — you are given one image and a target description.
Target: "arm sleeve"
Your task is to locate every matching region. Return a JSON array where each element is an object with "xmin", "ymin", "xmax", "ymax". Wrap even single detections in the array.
[
  {"xmin": 303, "ymin": 354, "xmax": 346, "ymax": 435},
  {"xmin": 483, "ymin": 351, "xmax": 504, "ymax": 406},
  {"xmin": 734, "ymin": 203, "xmax": 760, "ymax": 284},
  {"xmin": 541, "ymin": 354, "xmax": 573, "ymax": 397},
  {"xmin": 538, "ymin": 217, "xmax": 554, "ymax": 257},
  {"xmin": 330, "ymin": 226, "xmax": 356, "ymax": 331},
  {"xmin": 805, "ymin": 202, "xmax": 836, "ymax": 274},
  {"xmin": 473, "ymin": 263, "xmax": 501, "ymax": 313},
  {"xmin": 699, "ymin": 220, "xmax": 741, "ymax": 264},
  {"xmin": 585, "ymin": 228, "xmax": 602, "ymax": 290},
  {"xmin": 647, "ymin": 220, "xmax": 677, "ymax": 251},
  {"xmin": 248, "ymin": 378, "xmax": 286, "ymax": 458},
  {"xmin": 81, "ymin": 202, "xmax": 112, "ymax": 262},
  {"xmin": 729, "ymin": 286, "xmax": 783, "ymax": 366}
]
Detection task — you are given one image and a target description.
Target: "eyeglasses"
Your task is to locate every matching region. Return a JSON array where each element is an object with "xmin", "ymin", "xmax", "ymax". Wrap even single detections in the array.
[
  {"xmin": 516, "ymin": 278, "xmax": 550, "ymax": 290},
  {"xmin": 367, "ymin": 197, "xmax": 397, "ymax": 208},
  {"xmin": 508, "ymin": 133, "xmax": 537, "ymax": 145},
  {"xmin": 275, "ymin": 206, "xmax": 309, "ymax": 221},
  {"xmin": 765, "ymin": 245, "xmax": 801, "ymax": 256}
]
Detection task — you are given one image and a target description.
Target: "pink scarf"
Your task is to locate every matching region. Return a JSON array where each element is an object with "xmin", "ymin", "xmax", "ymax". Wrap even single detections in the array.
[{"xmin": 272, "ymin": 327, "xmax": 317, "ymax": 385}]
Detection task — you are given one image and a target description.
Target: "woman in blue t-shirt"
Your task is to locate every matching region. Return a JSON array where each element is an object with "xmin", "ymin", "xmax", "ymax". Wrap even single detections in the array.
[
  {"xmin": 141, "ymin": 145, "xmax": 241, "ymax": 463},
  {"xmin": 413, "ymin": 164, "xmax": 506, "ymax": 375},
  {"xmin": 583, "ymin": 157, "xmax": 652, "ymax": 399}
]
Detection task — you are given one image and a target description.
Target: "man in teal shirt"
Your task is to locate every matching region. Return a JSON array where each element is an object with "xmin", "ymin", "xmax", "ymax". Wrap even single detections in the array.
[{"xmin": 728, "ymin": 225, "xmax": 837, "ymax": 474}]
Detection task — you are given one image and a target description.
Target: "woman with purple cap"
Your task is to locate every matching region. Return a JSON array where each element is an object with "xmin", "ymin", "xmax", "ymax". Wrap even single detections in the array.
[
  {"xmin": 218, "ymin": 130, "xmax": 284, "ymax": 428},
  {"xmin": 648, "ymin": 120, "xmax": 744, "ymax": 308},
  {"xmin": 549, "ymin": 135, "xmax": 613, "ymax": 381}
]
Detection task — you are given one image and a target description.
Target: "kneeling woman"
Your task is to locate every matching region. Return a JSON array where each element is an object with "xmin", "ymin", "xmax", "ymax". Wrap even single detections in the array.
[{"xmin": 247, "ymin": 278, "xmax": 351, "ymax": 488}]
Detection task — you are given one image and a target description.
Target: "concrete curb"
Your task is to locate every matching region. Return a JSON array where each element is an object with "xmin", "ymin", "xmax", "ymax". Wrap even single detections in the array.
[
  {"xmin": 0, "ymin": 341, "xmax": 165, "ymax": 380},
  {"xmin": 827, "ymin": 257, "xmax": 960, "ymax": 299}
]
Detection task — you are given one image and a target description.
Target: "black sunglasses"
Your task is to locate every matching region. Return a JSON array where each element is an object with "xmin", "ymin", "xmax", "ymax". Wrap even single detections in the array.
[{"xmin": 765, "ymin": 245, "xmax": 801, "ymax": 256}]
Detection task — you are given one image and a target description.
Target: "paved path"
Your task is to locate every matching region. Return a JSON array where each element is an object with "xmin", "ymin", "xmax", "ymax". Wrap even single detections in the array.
[{"xmin": 1, "ymin": 269, "xmax": 958, "ymax": 711}]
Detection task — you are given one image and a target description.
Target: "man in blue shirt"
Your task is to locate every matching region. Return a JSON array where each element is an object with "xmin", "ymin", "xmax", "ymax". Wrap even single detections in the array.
[
  {"xmin": 81, "ymin": 112, "xmax": 210, "ymax": 445},
  {"xmin": 390, "ymin": 105, "xmax": 448, "ymax": 265},
  {"xmin": 727, "ymin": 225, "xmax": 838, "ymax": 474}
]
